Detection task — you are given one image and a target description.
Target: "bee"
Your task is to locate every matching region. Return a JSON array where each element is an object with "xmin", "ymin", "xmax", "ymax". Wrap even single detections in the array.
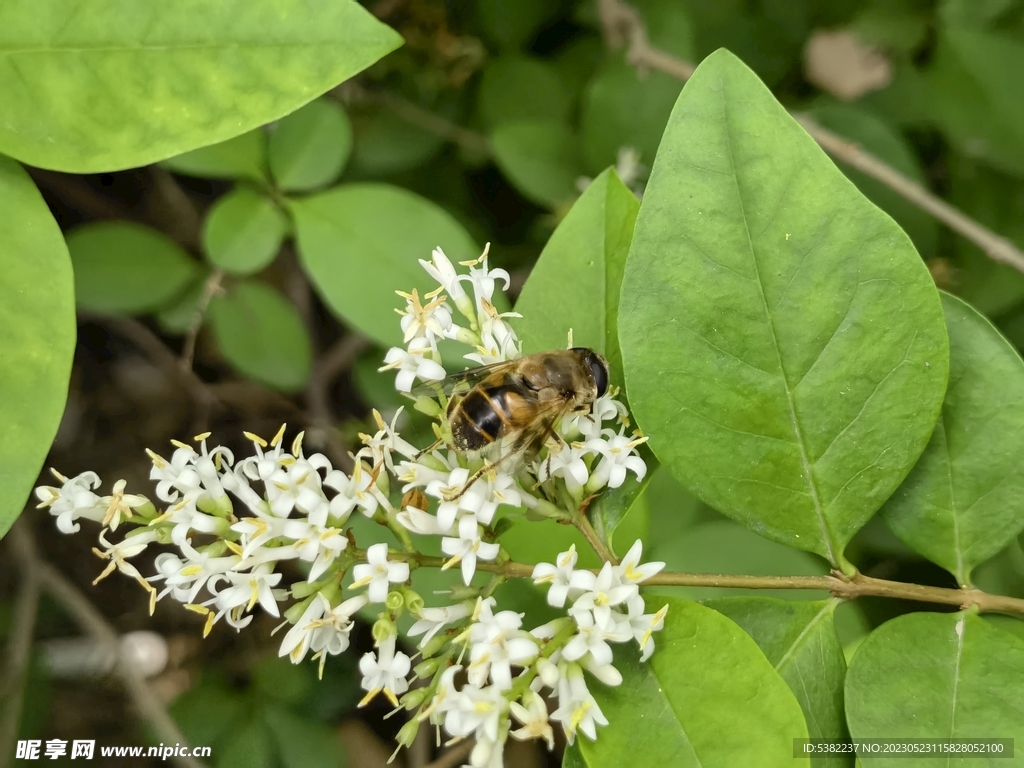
[{"xmin": 422, "ymin": 347, "xmax": 609, "ymax": 498}]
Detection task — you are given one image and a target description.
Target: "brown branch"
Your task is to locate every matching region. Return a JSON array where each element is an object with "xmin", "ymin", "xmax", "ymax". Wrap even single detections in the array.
[
  {"xmin": 391, "ymin": 552, "xmax": 1024, "ymax": 616},
  {"xmin": 9, "ymin": 522, "xmax": 208, "ymax": 768},
  {"xmin": 0, "ymin": 521, "xmax": 42, "ymax": 768},
  {"xmin": 596, "ymin": 0, "xmax": 1024, "ymax": 275},
  {"xmin": 179, "ymin": 269, "xmax": 225, "ymax": 374},
  {"xmin": 80, "ymin": 312, "xmax": 218, "ymax": 408}
]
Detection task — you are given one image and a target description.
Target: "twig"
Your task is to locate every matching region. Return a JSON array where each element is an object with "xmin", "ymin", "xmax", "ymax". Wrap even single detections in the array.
[
  {"xmin": 386, "ymin": 551, "xmax": 1024, "ymax": 616},
  {"xmin": 0, "ymin": 521, "xmax": 42, "ymax": 768},
  {"xmin": 80, "ymin": 312, "xmax": 218, "ymax": 408},
  {"xmin": 596, "ymin": 0, "xmax": 1024, "ymax": 275},
  {"xmin": 794, "ymin": 115, "xmax": 1024, "ymax": 273},
  {"xmin": 342, "ymin": 86, "xmax": 492, "ymax": 156},
  {"xmin": 179, "ymin": 269, "xmax": 225, "ymax": 374},
  {"xmin": 9, "ymin": 522, "xmax": 208, "ymax": 768}
]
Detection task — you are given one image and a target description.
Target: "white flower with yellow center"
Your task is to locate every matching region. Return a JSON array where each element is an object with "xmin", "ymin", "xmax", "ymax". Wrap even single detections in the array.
[
  {"xmin": 351, "ymin": 543, "xmax": 410, "ymax": 603},
  {"xmin": 358, "ymin": 635, "xmax": 411, "ymax": 707}
]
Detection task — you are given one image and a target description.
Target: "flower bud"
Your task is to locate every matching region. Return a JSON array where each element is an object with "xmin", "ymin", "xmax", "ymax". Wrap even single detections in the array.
[
  {"xmin": 537, "ymin": 657, "xmax": 561, "ymax": 689},
  {"xmin": 420, "ymin": 632, "xmax": 449, "ymax": 659},
  {"xmin": 396, "ymin": 718, "xmax": 420, "ymax": 747},
  {"xmin": 385, "ymin": 590, "xmax": 405, "ymax": 612},
  {"xmin": 446, "ymin": 584, "xmax": 480, "ymax": 602},
  {"xmin": 372, "ymin": 617, "xmax": 397, "ymax": 644},
  {"xmin": 413, "ymin": 396, "xmax": 442, "ymax": 418},
  {"xmin": 400, "ymin": 687, "xmax": 429, "ymax": 711},
  {"xmin": 414, "ymin": 658, "xmax": 439, "ymax": 679},
  {"xmin": 403, "ymin": 589, "xmax": 425, "ymax": 615},
  {"xmin": 284, "ymin": 596, "xmax": 316, "ymax": 624}
]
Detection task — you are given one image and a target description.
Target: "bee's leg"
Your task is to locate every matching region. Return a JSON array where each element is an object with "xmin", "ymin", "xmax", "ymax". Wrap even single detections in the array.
[
  {"xmin": 413, "ymin": 437, "xmax": 444, "ymax": 460},
  {"xmin": 442, "ymin": 432, "xmax": 536, "ymax": 501}
]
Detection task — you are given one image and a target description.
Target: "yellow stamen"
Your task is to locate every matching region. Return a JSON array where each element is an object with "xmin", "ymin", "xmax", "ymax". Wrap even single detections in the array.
[
  {"xmin": 243, "ymin": 431, "xmax": 267, "ymax": 447},
  {"xmin": 194, "ymin": 431, "xmax": 212, "ymax": 442},
  {"xmin": 271, "ymin": 424, "xmax": 287, "ymax": 447}
]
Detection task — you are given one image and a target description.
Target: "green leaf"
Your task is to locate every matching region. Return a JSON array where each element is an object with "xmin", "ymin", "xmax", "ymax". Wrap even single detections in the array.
[
  {"xmin": 269, "ymin": 99, "xmax": 352, "ymax": 192},
  {"xmin": 68, "ymin": 222, "xmax": 200, "ymax": 315},
  {"xmin": 618, "ymin": 49, "xmax": 949, "ymax": 566},
  {"xmin": 476, "ymin": 56, "xmax": 571, "ymax": 129},
  {"xmin": 880, "ymin": 293, "xmax": 1024, "ymax": 584},
  {"xmin": 349, "ymin": 107, "xmax": 444, "ymax": 177},
  {"xmin": 0, "ymin": 157, "xmax": 75, "ymax": 538},
  {"xmin": 208, "ymin": 280, "xmax": 312, "ymax": 392},
  {"xmin": 846, "ymin": 611, "xmax": 1024, "ymax": 763},
  {"xmin": 805, "ymin": 104, "xmax": 937, "ymax": 258},
  {"xmin": 920, "ymin": 28, "xmax": 1024, "ymax": 176},
  {"xmin": 218, "ymin": 711, "xmax": 275, "ymax": 768},
  {"xmin": 291, "ymin": 183, "xmax": 478, "ymax": 347},
  {"xmin": 0, "ymin": 0, "xmax": 402, "ymax": 173},
  {"xmin": 170, "ymin": 677, "xmax": 247, "ymax": 750},
  {"xmin": 163, "ymin": 129, "xmax": 267, "ymax": 181},
  {"xmin": 581, "ymin": 61, "xmax": 683, "ymax": 176},
  {"xmin": 491, "ymin": 120, "xmax": 582, "ymax": 209},
  {"xmin": 515, "ymin": 168, "xmax": 639, "ymax": 384},
  {"xmin": 476, "ymin": 0, "xmax": 558, "ymax": 50},
  {"xmin": 203, "ymin": 189, "xmax": 287, "ymax": 275},
  {"xmin": 578, "ymin": 598, "xmax": 809, "ymax": 767},
  {"xmin": 646, "ymin": 519, "xmax": 830, "ymax": 601},
  {"xmin": 946, "ymin": 156, "xmax": 1024, "ymax": 317},
  {"xmin": 707, "ymin": 598, "xmax": 851, "ymax": 768},
  {"xmin": 263, "ymin": 705, "xmax": 346, "ymax": 768}
]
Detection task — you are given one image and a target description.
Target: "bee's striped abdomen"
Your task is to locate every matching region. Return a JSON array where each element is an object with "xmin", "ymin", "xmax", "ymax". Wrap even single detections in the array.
[{"xmin": 451, "ymin": 384, "xmax": 511, "ymax": 450}]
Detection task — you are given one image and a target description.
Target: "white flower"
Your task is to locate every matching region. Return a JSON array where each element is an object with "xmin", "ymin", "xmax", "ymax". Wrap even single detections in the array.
[
  {"xmin": 466, "ymin": 598, "xmax": 538, "ymax": 690},
  {"xmin": 290, "ymin": 593, "xmax": 369, "ymax": 676},
  {"xmin": 207, "ymin": 562, "xmax": 284, "ymax": 621},
  {"xmin": 148, "ymin": 545, "xmax": 239, "ymax": 605},
  {"xmin": 360, "ymin": 408, "xmax": 419, "ymax": 473},
  {"xmin": 359, "ymin": 635, "xmax": 411, "ymax": 707},
  {"xmin": 420, "ymin": 247, "xmax": 469, "ymax": 306},
  {"xmin": 562, "ymin": 608, "xmax": 630, "ymax": 667},
  {"xmin": 532, "ymin": 545, "xmax": 581, "ymax": 608},
  {"xmin": 324, "ymin": 460, "xmax": 382, "ymax": 522},
  {"xmin": 149, "ymin": 434, "xmax": 234, "ymax": 510},
  {"xmin": 509, "ymin": 690, "xmax": 554, "ymax": 750},
  {"xmin": 278, "ymin": 593, "xmax": 330, "ymax": 663},
  {"xmin": 441, "ymin": 682, "xmax": 506, "ymax": 741},
  {"xmin": 570, "ymin": 562, "xmax": 638, "ymax": 630},
  {"xmin": 537, "ymin": 443, "xmax": 591, "ymax": 495},
  {"xmin": 426, "ymin": 467, "xmax": 522, "ymax": 530},
  {"xmin": 628, "ymin": 601, "xmax": 669, "ymax": 662},
  {"xmin": 441, "ymin": 515, "xmax": 500, "ymax": 586},
  {"xmin": 396, "ymin": 504, "xmax": 453, "ymax": 536},
  {"xmin": 381, "ymin": 337, "xmax": 446, "ymax": 392},
  {"xmin": 459, "ymin": 247, "xmax": 511, "ymax": 316},
  {"xmin": 397, "ymin": 288, "xmax": 453, "ymax": 345},
  {"xmin": 35, "ymin": 470, "xmax": 106, "ymax": 534},
  {"xmin": 584, "ymin": 428, "xmax": 649, "ymax": 491},
  {"xmin": 551, "ymin": 665, "xmax": 608, "ymax": 745},
  {"xmin": 262, "ymin": 449, "xmax": 332, "ymax": 520},
  {"xmin": 408, "ymin": 603, "xmax": 471, "ymax": 648},
  {"xmin": 92, "ymin": 529, "xmax": 160, "ymax": 604},
  {"xmin": 351, "ymin": 543, "xmax": 410, "ymax": 603},
  {"xmin": 562, "ymin": 393, "xmax": 627, "ymax": 440},
  {"xmin": 613, "ymin": 539, "xmax": 665, "ymax": 587}
]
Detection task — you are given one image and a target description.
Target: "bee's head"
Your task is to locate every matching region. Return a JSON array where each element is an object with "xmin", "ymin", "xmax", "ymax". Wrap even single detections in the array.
[{"xmin": 571, "ymin": 347, "xmax": 609, "ymax": 398}]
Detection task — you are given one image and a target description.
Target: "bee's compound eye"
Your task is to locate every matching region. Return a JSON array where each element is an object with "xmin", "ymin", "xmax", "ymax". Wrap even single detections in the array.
[{"xmin": 589, "ymin": 355, "xmax": 609, "ymax": 398}]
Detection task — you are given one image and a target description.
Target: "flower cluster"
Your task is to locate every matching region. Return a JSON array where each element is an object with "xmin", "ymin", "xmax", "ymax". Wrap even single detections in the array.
[{"xmin": 35, "ymin": 244, "xmax": 665, "ymax": 767}]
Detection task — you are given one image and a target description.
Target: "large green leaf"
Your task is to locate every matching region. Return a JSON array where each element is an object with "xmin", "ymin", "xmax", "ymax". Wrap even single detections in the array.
[
  {"xmin": 516, "ymin": 169, "xmax": 639, "ymax": 384},
  {"xmin": 491, "ymin": 120, "xmax": 583, "ymax": 209},
  {"xmin": 290, "ymin": 184, "xmax": 478, "ymax": 347},
  {"xmin": 846, "ymin": 611, "xmax": 1024, "ymax": 765},
  {"xmin": 578, "ymin": 598, "xmax": 809, "ymax": 767},
  {"xmin": 880, "ymin": 294, "xmax": 1024, "ymax": 585},
  {"xmin": 0, "ymin": 157, "xmax": 75, "ymax": 538},
  {"xmin": 707, "ymin": 598, "xmax": 850, "ymax": 768},
  {"xmin": 618, "ymin": 49, "xmax": 949, "ymax": 566},
  {"xmin": 208, "ymin": 280, "xmax": 312, "ymax": 392},
  {"xmin": 67, "ymin": 222, "xmax": 200, "ymax": 315},
  {"xmin": 0, "ymin": 0, "xmax": 402, "ymax": 173}
]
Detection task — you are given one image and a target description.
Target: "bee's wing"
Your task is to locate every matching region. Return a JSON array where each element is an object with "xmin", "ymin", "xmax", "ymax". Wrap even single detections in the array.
[
  {"xmin": 409, "ymin": 359, "xmax": 522, "ymax": 400},
  {"xmin": 482, "ymin": 396, "xmax": 578, "ymax": 477}
]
